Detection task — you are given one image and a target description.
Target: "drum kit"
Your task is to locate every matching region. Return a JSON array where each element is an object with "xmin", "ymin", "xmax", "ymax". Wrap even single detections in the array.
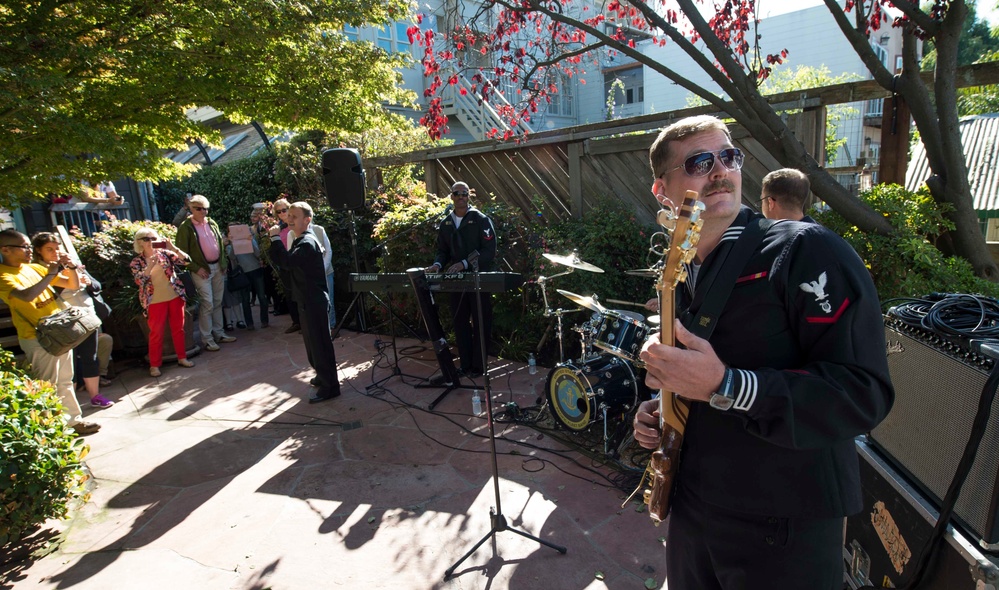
[{"xmin": 535, "ymin": 249, "xmax": 661, "ymax": 456}]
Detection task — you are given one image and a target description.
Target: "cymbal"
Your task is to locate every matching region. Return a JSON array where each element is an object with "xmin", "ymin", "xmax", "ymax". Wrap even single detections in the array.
[
  {"xmin": 647, "ymin": 314, "xmax": 661, "ymax": 325},
  {"xmin": 556, "ymin": 289, "xmax": 606, "ymax": 313},
  {"xmin": 543, "ymin": 252, "xmax": 604, "ymax": 273},
  {"xmin": 625, "ymin": 268, "xmax": 659, "ymax": 278}
]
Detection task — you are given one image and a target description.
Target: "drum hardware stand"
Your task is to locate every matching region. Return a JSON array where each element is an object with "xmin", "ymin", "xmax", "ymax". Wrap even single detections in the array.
[
  {"xmin": 536, "ymin": 273, "xmax": 583, "ymax": 363},
  {"xmin": 443, "ymin": 270, "xmax": 567, "ymax": 581}
]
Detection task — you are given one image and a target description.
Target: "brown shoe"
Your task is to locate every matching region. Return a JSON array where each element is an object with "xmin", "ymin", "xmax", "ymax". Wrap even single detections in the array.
[
  {"xmin": 72, "ymin": 421, "xmax": 101, "ymax": 436},
  {"xmin": 177, "ymin": 358, "xmax": 195, "ymax": 368},
  {"xmin": 150, "ymin": 366, "xmax": 162, "ymax": 377}
]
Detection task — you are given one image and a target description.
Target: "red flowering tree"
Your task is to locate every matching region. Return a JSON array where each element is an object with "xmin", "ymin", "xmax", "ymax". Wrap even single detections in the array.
[{"xmin": 412, "ymin": 0, "xmax": 999, "ymax": 280}]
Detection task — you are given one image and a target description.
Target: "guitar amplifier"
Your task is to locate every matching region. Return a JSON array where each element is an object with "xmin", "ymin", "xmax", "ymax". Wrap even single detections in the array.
[
  {"xmin": 844, "ymin": 439, "xmax": 999, "ymax": 589},
  {"xmin": 874, "ymin": 318, "xmax": 999, "ymax": 548}
]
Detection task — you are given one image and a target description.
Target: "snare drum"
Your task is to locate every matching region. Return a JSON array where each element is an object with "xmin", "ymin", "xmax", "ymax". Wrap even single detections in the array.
[
  {"xmin": 593, "ymin": 309, "xmax": 651, "ymax": 362},
  {"xmin": 546, "ymin": 354, "xmax": 647, "ymax": 431}
]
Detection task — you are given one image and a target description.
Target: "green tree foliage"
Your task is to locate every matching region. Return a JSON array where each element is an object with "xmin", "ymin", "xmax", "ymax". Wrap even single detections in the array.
[
  {"xmin": 0, "ymin": 0, "xmax": 416, "ymax": 203},
  {"xmin": 922, "ymin": 2, "xmax": 999, "ymax": 116},
  {"xmin": 815, "ymin": 184, "xmax": 999, "ymax": 302},
  {"xmin": 0, "ymin": 349, "xmax": 90, "ymax": 549}
]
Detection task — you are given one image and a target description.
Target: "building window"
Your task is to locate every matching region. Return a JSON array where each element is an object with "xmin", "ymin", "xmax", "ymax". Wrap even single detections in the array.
[
  {"xmin": 344, "ymin": 25, "xmax": 359, "ymax": 42},
  {"xmin": 396, "ymin": 22, "xmax": 411, "ymax": 52},
  {"xmin": 377, "ymin": 25, "xmax": 393, "ymax": 51},
  {"xmin": 546, "ymin": 71, "xmax": 574, "ymax": 117},
  {"xmin": 604, "ymin": 66, "xmax": 643, "ymax": 110}
]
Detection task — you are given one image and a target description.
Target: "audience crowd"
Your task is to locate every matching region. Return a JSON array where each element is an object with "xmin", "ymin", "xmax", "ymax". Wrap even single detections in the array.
[{"xmin": 0, "ymin": 193, "xmax": 341, "ymax": 438}]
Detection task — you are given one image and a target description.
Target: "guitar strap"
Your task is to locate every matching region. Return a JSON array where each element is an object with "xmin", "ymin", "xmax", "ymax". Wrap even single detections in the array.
[{"xmin": 681, "ymin": 217, "xmax": 779, "ymax": 341}]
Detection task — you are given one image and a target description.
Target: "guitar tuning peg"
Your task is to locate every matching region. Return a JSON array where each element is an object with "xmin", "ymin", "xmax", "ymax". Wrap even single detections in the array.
[
  {"xmin": 657, "ymin": 208, "xmax": 676, "ymax": 229},
  {"xmin": 681, "ymin": 249, "xmax": 696, "ymax": 264},
  {"xmin": 674, "ymin": 265, "xmax": 688, "ymax": 285},
  {"xmin": 687, "ymin": 232, "xmax": 700, "ymax": 247},
  {"xmin": 680, "ymin": 238, "xmax": 693, "ymax": 251},
  {"xmin": 692, "ymin": 219, "xmax": 704, "ymax": 232}
]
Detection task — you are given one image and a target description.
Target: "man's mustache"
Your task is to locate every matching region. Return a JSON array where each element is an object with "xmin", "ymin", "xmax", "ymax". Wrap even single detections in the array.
[{"xmin": 703, "ymin": 179, "xmax": 737, "ymax": 195}]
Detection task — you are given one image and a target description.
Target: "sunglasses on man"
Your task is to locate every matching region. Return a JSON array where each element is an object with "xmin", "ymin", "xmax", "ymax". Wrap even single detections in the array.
[
  {"xmin": 452, "ymin": 191, "xmax": 469, "ymax": 197},
  {"xmin": 191, "ymin": 206, "xmax": 209, "ymax": 212},
  {"xmin": 662, "ymin": 147, "xmax": 745, "ymax": 178},
  {"xmin": 1, "ymin": 244, "xmax": 31, "ymax": 251},
  {"xmin": 274, "ymin": 208, "xmax": 288, "ymax": 214}
]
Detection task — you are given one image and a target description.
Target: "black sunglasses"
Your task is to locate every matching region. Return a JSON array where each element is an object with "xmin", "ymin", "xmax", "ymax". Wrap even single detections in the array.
[
  {"xmin": 192, "ymin": 206, "xmax": 209, "ymax": 212},
  {"xmin": 274, "ymin": 208, "xmax": 288, "ymax": 214},
  {"xmin": 663, "ymin": 147, "xmax": 745, "ymax": 178},
  {"xmin": 139, "ymin": 237, "xmax": 157, "ymax": 242},
  {"xmin": 452, "ymin": 191, "xmax": 469, "ymax": 197},
  {"xmin": 1, "ymin": 244, "xmax": 31, "ymax": 251}
]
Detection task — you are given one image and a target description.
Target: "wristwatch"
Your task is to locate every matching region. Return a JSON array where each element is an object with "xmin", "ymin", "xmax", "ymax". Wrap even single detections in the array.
[{"xmin": 708, "ymin": 368, "xmax": 735, "ymax": 411}]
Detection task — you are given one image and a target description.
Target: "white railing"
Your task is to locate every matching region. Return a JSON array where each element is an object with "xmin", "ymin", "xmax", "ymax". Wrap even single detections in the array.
[
  {"xmin": 50, "ymin": 203, "xmax": 134, "ymax": 237},
  {"xmin": 441, "ymin": 71, "xmax": 533, "ymax": 140}
]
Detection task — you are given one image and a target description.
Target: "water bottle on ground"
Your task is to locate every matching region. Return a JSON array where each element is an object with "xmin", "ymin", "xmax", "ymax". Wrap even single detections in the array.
[
  {"xmin": 472, "ymin": 392, "xmax": 482, "ymax": 416},
  {"xmin": 528, "ymin": 353, "xmax": 537, "ymax": 375}
]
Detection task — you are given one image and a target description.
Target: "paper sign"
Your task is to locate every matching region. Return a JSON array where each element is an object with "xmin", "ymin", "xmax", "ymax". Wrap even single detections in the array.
[{"xmin": 228, "ymin": 224, "xmax": 254, "ymax": 255}]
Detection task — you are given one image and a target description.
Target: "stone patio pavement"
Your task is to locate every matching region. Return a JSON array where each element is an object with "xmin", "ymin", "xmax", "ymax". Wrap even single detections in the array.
[{"xmin": 1, "ymin": 310, "xmax": 669, "ymax": 589}]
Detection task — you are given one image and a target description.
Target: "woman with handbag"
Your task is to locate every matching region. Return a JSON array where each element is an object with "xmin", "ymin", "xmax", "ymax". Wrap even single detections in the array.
[
  {"xmin": 32, "ymin": 232, "xmax": 115, "ymax": 409},
  {"xmin": 129, "ymin": 228, "xmax": 195, "ymax": 377},
  {"xmin": 0, "ymin": 229, "xmax": 100, "ymax": 436}
]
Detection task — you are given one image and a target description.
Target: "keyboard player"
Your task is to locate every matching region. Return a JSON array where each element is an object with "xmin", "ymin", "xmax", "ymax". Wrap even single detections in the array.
[{"xmin": 425, "ymin": 182, "xmax": 497, "ymax": 378}]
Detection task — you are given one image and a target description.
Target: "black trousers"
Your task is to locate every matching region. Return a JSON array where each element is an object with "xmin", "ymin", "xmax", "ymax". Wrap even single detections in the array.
[
  {"xmin": 449, "ymin": 290, "xmax": 492, "ymax": 373},
  {"xmin": 665, "ymin": 483, "xmax": 844, "ymax": 590},
  {"xmin": 299, "ymin": 297, "xmax": 338, "ymax": 394}
]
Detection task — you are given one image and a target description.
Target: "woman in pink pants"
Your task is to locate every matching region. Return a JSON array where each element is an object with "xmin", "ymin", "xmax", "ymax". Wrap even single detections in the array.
[{"xmin": 130, "ymin": 228, "xmax": 195, "ymax": 377}]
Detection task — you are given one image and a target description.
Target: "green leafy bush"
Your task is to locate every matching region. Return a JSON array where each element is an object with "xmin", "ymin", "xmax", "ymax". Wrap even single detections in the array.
[
  {"xmin": 156, "ymin": 151, "xmax": 278, "ymax": 227},
  {"xmin": 815, "ymin": 183, "xmax": 999, "ymax": 301},
  {"xmin": 0, "ymin": 348, "xmax": 90, "ymax": 548}
]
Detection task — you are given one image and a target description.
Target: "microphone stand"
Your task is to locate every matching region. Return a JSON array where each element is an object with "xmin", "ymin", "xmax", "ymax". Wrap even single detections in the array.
[{"xmin": 443, "ymin": 266, "xmax": 566, "ymax": 580}]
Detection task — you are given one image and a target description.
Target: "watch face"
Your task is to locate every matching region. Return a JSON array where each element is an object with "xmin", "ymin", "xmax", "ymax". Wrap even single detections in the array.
[{"xmin": 709, "ymin": 393, "xmax": 734, "ymax": 411}]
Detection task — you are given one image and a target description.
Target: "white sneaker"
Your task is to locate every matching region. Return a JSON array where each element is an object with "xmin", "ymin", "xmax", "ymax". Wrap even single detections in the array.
[{"xmin": 204, "ymin": 341, "xmax": 220, "ymax": 352}]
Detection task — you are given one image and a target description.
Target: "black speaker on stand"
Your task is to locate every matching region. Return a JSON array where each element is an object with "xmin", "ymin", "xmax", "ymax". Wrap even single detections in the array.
[
  {"xmin": 323, "ymin": 148, "xmax": 369, "ymax": 334},
  {"xmin": 323, "ymin": 148, "xmax": 421, "ymax": 389}
]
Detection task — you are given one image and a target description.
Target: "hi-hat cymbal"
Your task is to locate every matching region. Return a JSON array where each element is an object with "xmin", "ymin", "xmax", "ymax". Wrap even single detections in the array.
[
  {"xmin": 647, "ymin": 314, "xmax": 661, "ymax": 325},
  {"xmin": 556, "ymin": 289, "xmax": 606, "ymax": 313},
  {"xmin": 543, "ymin": 252, "xmax": 604, "ymax": 273},
  {"xmin": 625, "ymin": 268, "xmax": 659, "ymax": 278}
]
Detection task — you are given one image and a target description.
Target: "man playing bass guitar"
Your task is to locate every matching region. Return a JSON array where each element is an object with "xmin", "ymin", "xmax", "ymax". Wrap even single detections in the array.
[{"xmin": 632, "ymin": 115, "xmax": 894, "ymax": 590}]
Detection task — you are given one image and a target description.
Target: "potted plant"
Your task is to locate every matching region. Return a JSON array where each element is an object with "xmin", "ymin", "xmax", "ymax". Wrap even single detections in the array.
[{"xmin": 72, "ymin": 220, "xmax": 201, "ymax": 361}]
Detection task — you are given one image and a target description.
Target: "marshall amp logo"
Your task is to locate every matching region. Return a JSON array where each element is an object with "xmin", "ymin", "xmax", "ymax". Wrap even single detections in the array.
[{"xmin": 886, "ymin": 340, "xmax": 905, "ymax": 356}]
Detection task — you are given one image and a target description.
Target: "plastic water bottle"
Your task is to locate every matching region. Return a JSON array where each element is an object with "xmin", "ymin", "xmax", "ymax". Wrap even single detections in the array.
[
  {"xmin": 472, "ymin": 392, "xmax": 482, "ymax": 416},
  {"xmin": 528, "ymin": 353, "xmax": 537, "ymax": 375}
]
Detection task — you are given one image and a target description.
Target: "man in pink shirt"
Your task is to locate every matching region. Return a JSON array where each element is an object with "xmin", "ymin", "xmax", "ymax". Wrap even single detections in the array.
[{"xmin": 175, "ymin": 195, "xmax": 236, "ymax": 351}]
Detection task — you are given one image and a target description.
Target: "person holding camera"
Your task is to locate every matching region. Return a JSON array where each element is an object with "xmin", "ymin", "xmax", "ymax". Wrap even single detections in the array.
[
  {"xmin": 0, "ymin": 229, "xmax": 100, "ymax": 435},
  {"xmin": 130, "ymin": 228, "xmax": 195, "ymax": 377},
  {"xmin": 31, "ymin": 232, "xmax": 115, "ymax": 408}
]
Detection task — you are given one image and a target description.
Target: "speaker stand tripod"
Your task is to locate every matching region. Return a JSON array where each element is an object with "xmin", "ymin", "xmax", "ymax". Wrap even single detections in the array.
[{"xmin": 443, "ymin": 271, "xmax": 566, "ymax": 580}]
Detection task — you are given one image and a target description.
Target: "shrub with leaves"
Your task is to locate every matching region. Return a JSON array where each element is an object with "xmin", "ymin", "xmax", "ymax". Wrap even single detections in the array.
[
  {"xmin": 815, "ymin": 183, "xmax": 999, "ymax": 302},
  {"xmin": 0, "ymin": 348, "xmax": 90, "ymax": 548}
]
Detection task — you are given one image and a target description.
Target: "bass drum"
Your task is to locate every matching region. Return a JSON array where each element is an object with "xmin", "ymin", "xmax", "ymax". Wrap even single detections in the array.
[{"xmin": 546, "ymin": 354, "xmax": 649, "ymax": 431}]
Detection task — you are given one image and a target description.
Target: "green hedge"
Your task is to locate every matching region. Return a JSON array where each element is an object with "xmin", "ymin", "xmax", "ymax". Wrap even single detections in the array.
[
  {"xmin": 0, "ymin": 349, "xmax": 90, "ymax": 549},
  {"xmin": 815, "ymin": 183, "xmax": 999, "ymax": 302}
]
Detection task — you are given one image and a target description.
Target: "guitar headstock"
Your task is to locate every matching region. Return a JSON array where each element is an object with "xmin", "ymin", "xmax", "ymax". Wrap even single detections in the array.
[{"xmin": 656, "ymin": 190, "xmax": 705, "ymax": 294}]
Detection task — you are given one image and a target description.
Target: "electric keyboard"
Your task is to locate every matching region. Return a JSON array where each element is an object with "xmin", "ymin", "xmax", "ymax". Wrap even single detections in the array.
[{"xmin": 348, "ymin": 272, "xmax": 524, "ymax": 293}]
